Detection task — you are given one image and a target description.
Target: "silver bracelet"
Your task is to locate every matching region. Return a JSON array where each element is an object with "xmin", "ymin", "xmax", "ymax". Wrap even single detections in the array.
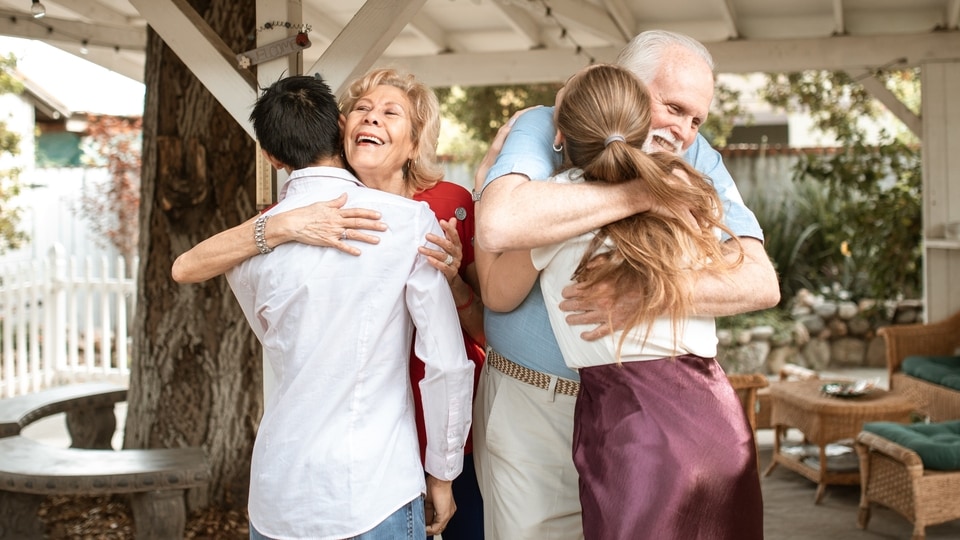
[{"xmin": 254, "ymin": 214, "xmax": 272, "ymax": 255}]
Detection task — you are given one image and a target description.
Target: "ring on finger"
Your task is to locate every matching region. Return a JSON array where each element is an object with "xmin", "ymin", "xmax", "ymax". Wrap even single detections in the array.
[
  {"xmin": 341, "ymin": 230, "xmax": 348, "ymax": 241},
  {"xmin": 443, "ymin": 253, "xmax": 454, "ymax": 266}
]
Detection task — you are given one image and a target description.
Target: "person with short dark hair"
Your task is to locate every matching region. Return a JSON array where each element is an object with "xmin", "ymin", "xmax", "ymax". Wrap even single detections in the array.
[{"xmin": 227, "ymin": 74, "xmax": 473, "ymax": 540}]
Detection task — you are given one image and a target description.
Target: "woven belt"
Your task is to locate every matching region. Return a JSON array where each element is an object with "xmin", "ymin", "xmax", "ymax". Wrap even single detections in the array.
[{"xmin": 487, "ymin": 349, "xmax": 580, "ymax": 397}]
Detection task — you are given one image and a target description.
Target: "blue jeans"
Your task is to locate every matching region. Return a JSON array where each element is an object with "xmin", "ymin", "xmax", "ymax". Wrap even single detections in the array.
[{"xmin": 249, "ymin": 496, "xmax": 425, "ymax": 540}]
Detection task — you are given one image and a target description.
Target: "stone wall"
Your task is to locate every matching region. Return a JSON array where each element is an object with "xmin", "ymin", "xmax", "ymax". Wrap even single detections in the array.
[{"xmin": 718, "ymin": 290, "xmax": 924, "ymax": 375}]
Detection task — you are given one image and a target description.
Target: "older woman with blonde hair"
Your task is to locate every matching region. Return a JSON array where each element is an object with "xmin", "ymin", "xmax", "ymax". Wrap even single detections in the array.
[{"xmin": 172, "ymin": 67, "xmax": 485, "ymax": 540}]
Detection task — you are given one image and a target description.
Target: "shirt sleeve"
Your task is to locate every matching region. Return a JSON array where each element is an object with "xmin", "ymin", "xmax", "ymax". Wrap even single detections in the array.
[
  {"xmin": 483, "ymin": 106, "xmax": 562, "ymax": 190},
  {"xmin": 225, "ymin": 265, "xmax": 266, "ymax": 342},
  {"xmin": 406, "ymin": 209, "xmax": 474, "ymax": 481},
  {"xmin": 683, "ymin": 134, "xmax": 764, "ymax": 242}
]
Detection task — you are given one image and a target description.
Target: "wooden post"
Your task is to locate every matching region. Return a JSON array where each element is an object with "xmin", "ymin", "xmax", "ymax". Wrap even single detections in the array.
[{"xmin": 255, "ymin": 141, "xmax": 275, "ymax": 210}]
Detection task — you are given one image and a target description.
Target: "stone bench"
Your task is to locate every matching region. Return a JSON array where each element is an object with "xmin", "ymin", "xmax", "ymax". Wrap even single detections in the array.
[
  {"xmin": 0, "ymin": 382, "xmax": 127, "ymax": 448},
  {"xmin": 0, "ymin": 384, "xmax": 211, "ymax": 538},
  {"xmin": 0, "ymin": 435, "xmax": 210, "ymax": 539}
]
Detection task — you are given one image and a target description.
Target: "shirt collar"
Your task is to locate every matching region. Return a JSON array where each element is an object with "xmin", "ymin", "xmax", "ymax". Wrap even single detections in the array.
[{"xmin": 279, "ymin": 166, "xmax": 365, "ymax": 201}]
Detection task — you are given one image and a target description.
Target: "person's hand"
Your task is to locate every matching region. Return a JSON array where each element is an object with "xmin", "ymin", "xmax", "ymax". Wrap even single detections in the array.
[
  {"xmin": 281, "ymin": 193, "xmax": 386, "ymax": 255},
  {"xmin": 473, "ymin": 106, "xmax": 540, "ymax": 194},
  {"xmin": 424, "ymin": 475, "xmax": 455, "ymax": 536},
  {"xmin": 559, "ymin": 279, "xmax": 642, "ymax": 341},
  {"xmin": 419, "ymin": 218, "xmax": 463, "ymax": 283}
]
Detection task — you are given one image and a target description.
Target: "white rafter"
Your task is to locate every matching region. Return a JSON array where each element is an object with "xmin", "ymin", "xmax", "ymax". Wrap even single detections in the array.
[
  {"xmin": 308, "ymin": 0, "xmax": 427, "ymax": 96},
  {"xmin": 600, "ymin": 0, "xmax": 634, "ymax": 41},
  {"xmin": 532, "ymin": 0, "xmax": 625, "ymax": 44},
  {"xmin": 489, "ymin": 0, "xmax": 541, "ymax": 48},
  {"xmin": 48, "ymin": 0, "xmax": 138, "ymax": 26},
  {"xmin": 409, "ymin": 11, "xmax": 449, "ymax": 53},
  {"xmin": 947, "ymin": 0, "xmax": 960, "ymax": 30},
  {"xmin": 847, "ymin": 69, "xmax": 921, "ymax": 138},
  {"xmin": 0, "ymin": 13, "xmax": 145, "ymax": 51},
  {"xmin": 711, "ymin": 0, "xmax": 739, "ymax": 39},
  {"xmin": 301, "ymin": 4, "xmax": 345, "ymax": 46},
  {"xmin": 832, "ymin": 0, "xmax": 845, "ymax": 35},
  {"xmin": 382, "ymin": 32, "xmax": 960, "ymax": 87},
  {"xmin": 127, "ymin": 0, "xmax": 258, "ymax": 137}
]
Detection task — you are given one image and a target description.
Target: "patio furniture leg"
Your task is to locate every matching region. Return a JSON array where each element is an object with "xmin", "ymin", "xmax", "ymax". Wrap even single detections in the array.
[
  {"xmin": 815, "ymin": 445, "xmax": 828, "ymax": 504},
  {"xmin": 857, "ymin": 504, "xmax": 871, "ymax": 530},
  {"xmin": 764, "ymin": 425, "xmax": 783, "ymax": 477}
]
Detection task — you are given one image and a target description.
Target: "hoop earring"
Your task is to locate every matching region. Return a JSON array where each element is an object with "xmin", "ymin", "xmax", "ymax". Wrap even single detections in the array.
[{"xmin": 553, "ymin": 143, "xmax": 563, "ymax": 153}]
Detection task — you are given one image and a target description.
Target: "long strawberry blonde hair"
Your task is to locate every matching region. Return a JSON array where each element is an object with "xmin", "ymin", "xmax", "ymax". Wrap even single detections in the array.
[{"xmin": 555, "ymin": 64, "xmax": 743, "ymax": 354}]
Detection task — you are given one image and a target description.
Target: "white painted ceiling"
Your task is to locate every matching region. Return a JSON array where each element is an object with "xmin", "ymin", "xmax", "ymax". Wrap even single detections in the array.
[{"xmin": 0, "ymin": 0, "xmax": 958, "ymax": 88}]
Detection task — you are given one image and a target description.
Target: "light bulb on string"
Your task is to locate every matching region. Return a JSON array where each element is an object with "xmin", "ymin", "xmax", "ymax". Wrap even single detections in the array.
[{"xmin": 30, "ymin": 0, "xmax": 45, "ymax": 19}]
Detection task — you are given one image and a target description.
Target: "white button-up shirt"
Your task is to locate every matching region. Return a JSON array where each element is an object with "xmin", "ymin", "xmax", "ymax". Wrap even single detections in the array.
[{"xmin": 227, "ymin": 166, "xmax": 473, "ymax": 539}]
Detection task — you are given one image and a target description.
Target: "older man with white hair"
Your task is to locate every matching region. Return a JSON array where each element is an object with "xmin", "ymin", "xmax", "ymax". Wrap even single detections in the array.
[{"xmin": 471, "ymin": 30, "xmax": 779, "ymax": 540}]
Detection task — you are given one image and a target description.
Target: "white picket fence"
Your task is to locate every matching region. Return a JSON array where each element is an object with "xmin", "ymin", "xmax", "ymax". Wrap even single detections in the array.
[{"xmin": 0, "ymin": 244, "xmax": 137, "ymax": 398}]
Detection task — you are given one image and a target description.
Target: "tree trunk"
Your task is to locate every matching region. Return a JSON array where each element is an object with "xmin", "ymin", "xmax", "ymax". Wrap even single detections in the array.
[{"xmin": 125, "ymin": 0, "xmax": 262, "ymax": 512}]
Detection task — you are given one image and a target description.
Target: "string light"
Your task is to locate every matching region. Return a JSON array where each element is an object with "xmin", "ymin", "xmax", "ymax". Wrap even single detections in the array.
[
  {"xmin": 0, "ymin": 10, "xmax": 133, "ymax": 55},
  {"xmin": 30, "ymin": 0, "xmax": 45, "ymax": 19},
  {"xmin": 537, "ymin": 0, "xmax": 595, "ymax": 65}
]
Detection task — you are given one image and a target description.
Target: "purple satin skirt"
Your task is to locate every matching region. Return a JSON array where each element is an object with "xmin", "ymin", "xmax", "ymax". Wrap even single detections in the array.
[{"xmin": 573, "ymin": 355, "xmax": 763, "ymax": 540}]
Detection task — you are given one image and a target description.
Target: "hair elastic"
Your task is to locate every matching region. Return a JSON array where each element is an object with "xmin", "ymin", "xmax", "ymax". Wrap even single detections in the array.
[{"xmin": 604, "ymin": 134, "xmax": 626, "ymax": 147}]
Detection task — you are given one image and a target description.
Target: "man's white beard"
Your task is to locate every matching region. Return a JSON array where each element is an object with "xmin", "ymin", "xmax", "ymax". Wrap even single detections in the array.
[{"xmin": 643, "ymin": 128, "xmax": 683, "ymax": 154}]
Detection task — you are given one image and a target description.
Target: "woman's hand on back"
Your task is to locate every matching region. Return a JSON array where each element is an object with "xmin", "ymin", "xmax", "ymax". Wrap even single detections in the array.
[
  {"xmin": 275, "ymin": 193, "xmax": 387, "ymax": 256},
  {"xmin": 419, "ymin": 217, "xmax": 462, "ymax": 283}
]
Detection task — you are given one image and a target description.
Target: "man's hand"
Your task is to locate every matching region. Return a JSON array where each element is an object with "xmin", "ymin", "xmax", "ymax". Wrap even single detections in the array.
[
  {"xmin": 559, "ymin": 279, "xmax": 638, "ymax": 341},
  {"xmin": 560, "ymin": 237, "xmax": 781, "ymax": 336},
  {"xmin": 424, "ymin": 475, "xmax": 456, "ymax": 536}
]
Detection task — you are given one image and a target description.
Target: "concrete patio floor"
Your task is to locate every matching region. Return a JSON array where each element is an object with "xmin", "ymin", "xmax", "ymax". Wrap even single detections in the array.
[
  {"xmin": 19, "ymin": 368, "xmax": 960, "ymax": 538},
  {"xmin": 757, "ymin": 433, "xmax": 960, "ymax": 539},
  {"xmin": 757, "ymin": 366, "xmax": 960, "ymax": 539}
]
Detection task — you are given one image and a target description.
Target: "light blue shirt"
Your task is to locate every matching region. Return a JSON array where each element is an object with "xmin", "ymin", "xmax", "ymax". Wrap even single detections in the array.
[{"xmin": 482, "ymin": 106, "xmax": 763, "ymax": 380}]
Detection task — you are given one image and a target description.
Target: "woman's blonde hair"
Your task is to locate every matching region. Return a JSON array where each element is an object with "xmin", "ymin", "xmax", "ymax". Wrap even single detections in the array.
[
  {"xmin": 556, "ymin": 64, "xmax": 743, "ymax": 354},
  {"xmin": 340, "ymin": 68, "xmax": 444, "ymax": 192}
]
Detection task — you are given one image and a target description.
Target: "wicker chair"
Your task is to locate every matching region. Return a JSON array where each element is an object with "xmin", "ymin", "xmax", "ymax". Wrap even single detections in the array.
[
  {"xmin": 755, "ymin": 364, "xmax": 820, "ymax": 431},
  {"xmin": 879, "ymin": 310, "xmax": 960, "ymax": 422},
  {"xmin": 728, "ymin": 373, "xmax": 769, "ymax": 433},
  {"xmin": 727, "ymin": 372, "xmax": 769, "ymax": 471},
  {"xmin": 855, "ymin": 429, "xmax": 960, "ymax": 540}
]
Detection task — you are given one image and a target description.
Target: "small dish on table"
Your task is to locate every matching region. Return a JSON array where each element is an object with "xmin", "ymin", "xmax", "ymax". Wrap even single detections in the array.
[{"xmin": 821, "ymin": 380, "xmax": 876, "ymax": 398}]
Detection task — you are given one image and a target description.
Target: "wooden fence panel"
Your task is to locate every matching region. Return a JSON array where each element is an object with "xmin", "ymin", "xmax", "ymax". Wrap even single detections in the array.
[{"xmin": 0, "ymin": 245, "xmax": 137, "ymax": 398}]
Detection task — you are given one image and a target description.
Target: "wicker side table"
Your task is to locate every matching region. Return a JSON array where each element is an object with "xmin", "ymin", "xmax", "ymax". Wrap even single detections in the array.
[{"xmin": 763, "ymin": 379, "xmax": 916, "ymax": 503}]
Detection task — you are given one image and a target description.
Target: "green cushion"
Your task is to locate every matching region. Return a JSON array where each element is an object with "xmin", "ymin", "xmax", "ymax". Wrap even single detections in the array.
[
  {"xmin": 863, "ymin": 420, "xmax": 960, "ymax": 470},
  {"xmin": 902, "ymin": 356, "xmax": 960, "ymax": 391}
]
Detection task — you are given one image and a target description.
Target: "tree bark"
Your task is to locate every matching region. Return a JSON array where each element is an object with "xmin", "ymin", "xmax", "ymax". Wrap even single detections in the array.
[{"xmin": 126, "ymin": 0, "xmax": 262, "ymax": 512}]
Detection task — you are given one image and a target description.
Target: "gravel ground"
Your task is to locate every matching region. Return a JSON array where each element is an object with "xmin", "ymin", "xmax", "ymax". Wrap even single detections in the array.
[{"xmin": 39, "ymin": 495, "xmax": 248, "ymax": 539}]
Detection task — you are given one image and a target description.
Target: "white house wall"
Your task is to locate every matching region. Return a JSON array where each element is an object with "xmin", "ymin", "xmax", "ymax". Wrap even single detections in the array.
[
  {"xmin": 0, "ymin": 91, "xmax": 35, "ymax": 172},
  {"xmin": 921, "ymin": 60, "xmax": 960, "ymax": 322}
]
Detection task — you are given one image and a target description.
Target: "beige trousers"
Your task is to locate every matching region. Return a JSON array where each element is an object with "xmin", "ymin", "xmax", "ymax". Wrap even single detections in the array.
[{"xmin": 472, "ymin": 358, "xmax": 584, "ymax": 540}]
